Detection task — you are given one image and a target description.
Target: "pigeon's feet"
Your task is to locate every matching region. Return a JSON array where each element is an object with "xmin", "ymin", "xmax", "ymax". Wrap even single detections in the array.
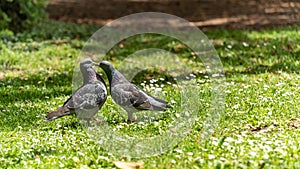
[
  {"xmin": 127, "ymin": 116, "xmax": 138, "ymax": 123},
  {"xmin": 92, "ymin": 117, "xmax": 104, "ymax": 123},
  {"xmin": 94, "ymin": 119, "xmax": 104, "ymax": 123}
]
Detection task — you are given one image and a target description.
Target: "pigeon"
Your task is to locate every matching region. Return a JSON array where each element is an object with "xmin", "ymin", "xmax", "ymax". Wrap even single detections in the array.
[
  {"xmin": 45, "ymin": 58, "xmax": 107, "ymax": 125},
  {"xmin": 99, "ymin": 61, "xmax": 171, "ymax": 121}
]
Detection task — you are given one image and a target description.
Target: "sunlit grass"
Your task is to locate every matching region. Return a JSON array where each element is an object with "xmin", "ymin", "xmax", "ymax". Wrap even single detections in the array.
[{"xmin": 1, "ymin": 21, "xmax": 300, "ymax": 168}]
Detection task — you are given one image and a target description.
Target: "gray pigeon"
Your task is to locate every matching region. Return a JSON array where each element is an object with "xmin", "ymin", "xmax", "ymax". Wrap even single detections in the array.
[
  {"xmin": 45, "ymin": 58, "xmax": 107, "ymax": 124},
  {"xmin": 99, "ymin": 61, "xmax": 171, "ymax": 121}
]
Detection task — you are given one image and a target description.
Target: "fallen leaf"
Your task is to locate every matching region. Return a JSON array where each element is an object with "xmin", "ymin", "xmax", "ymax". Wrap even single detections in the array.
[
  {"xmin": 288, "ymin": 118, "xmax": 300, "ymax": 128},
  {"xmin": 113, "ymin": 161, "xmax": 144, "ymax": 169}
]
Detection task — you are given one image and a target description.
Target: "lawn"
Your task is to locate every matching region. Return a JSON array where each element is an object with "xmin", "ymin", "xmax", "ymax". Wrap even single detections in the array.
[{"xmin": 1, "ymin": 21, "xmax": 300, "ymax": 168}]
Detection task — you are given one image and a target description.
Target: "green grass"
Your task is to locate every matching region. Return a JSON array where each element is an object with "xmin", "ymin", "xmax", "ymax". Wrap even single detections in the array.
[{"xmin": 1, "ymin": 20, "xmax": 300, "ymax": 168}]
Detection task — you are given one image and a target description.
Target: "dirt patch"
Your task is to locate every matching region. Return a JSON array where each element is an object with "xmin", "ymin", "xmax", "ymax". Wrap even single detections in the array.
[{"xmin": 46, "ymin": 0, "xmax": 300, "ymax": 29}]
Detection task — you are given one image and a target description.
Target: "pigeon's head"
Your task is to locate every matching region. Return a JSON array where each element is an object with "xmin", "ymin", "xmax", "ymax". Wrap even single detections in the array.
[
  {"xmin": 80, "ymin": 58, "xmax": 98, "ymax": 70},
  {"xmin": 99, "ymin": 61, "xmax": 115, "ymax": 73}
]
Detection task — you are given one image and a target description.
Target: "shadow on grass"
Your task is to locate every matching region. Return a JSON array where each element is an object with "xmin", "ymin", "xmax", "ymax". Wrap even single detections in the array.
[
  {"xmin": 239, "ymin": 62, "xmax": 300, "ymax": 75},
  {"xmin": 0, "ymin": 71, "xmax": 73, "ymax": 104},
  {"xmin": 0, "ymin": 70, "xmax": 79, "ymax": 131},
  {"xmin": 102, "ymin": 29, "xmax": 300, "ymax": 77},
  {"xmin": 0, "ymin": 20, "xmax": 100, "ymax": 42},
  {"xmin": 208, "ymin": 27, "xmax": 300, "ymax": 75},
  {"xmin": 223, "ymin": 58, "xmax": 300, "ymax": 76}
]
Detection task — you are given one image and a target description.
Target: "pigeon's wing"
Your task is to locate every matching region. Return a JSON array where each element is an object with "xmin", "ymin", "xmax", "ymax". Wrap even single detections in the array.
[
  {"xmin": 139, "ymin": 88, "xmax": 172, "ymax": 110},
  {"xmin": 112, "ymin": 83, "xmax": 152, "ymax": 110},
  {"xmin": 65, "ymin": 82, "xmax": 107, "ymax": 111},
  {"xmin": 139, "ymin": 88, "xmax": 169, "ymax": 104}
]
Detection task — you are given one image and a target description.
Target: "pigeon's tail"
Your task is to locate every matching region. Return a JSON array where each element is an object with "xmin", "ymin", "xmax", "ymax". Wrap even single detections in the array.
[
  {"xmin": 150, "ymin": 97, "xmax": 172, "ymax": 111},
  {"xmin": 45, "ymin": 106, "xmax": 72, "ymax": 122}
]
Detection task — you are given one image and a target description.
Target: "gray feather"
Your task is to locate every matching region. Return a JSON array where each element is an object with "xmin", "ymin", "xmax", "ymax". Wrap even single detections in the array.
[
  {"xmin": 99, "ymin": 61, "xmax": 171, "ymax": 121},
  {"xmin": 45, "ymin": 58, "xmax": 107, "ymax": 122}
]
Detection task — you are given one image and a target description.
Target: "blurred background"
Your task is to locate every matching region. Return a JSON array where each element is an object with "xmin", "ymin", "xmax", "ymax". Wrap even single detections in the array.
[
  {"xmin": 1, "ymin": 0, "xmax": 300, "ymax": 32},
  {"xmin": 46, "ymin": 0, "xmax": 300, "ymax": 29}
]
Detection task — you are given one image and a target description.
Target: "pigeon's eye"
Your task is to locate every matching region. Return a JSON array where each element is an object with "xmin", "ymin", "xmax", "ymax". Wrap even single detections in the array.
[{"xmin": 84, "ymin": 61, "xmax": 92, "ymax": 65}]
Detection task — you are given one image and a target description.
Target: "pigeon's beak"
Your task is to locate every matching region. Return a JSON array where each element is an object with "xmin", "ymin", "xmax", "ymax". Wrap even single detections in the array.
[
  {"xmin": 99, "ymin": 61, "xmax": 109, "ymax": 68},
  {"xmin": 99, "ymin": 62, "xmax": 104, "ymax": 68},
  {"xmin": 92, "ymin": 61, "xmax": 99, "ymax": 66}
]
